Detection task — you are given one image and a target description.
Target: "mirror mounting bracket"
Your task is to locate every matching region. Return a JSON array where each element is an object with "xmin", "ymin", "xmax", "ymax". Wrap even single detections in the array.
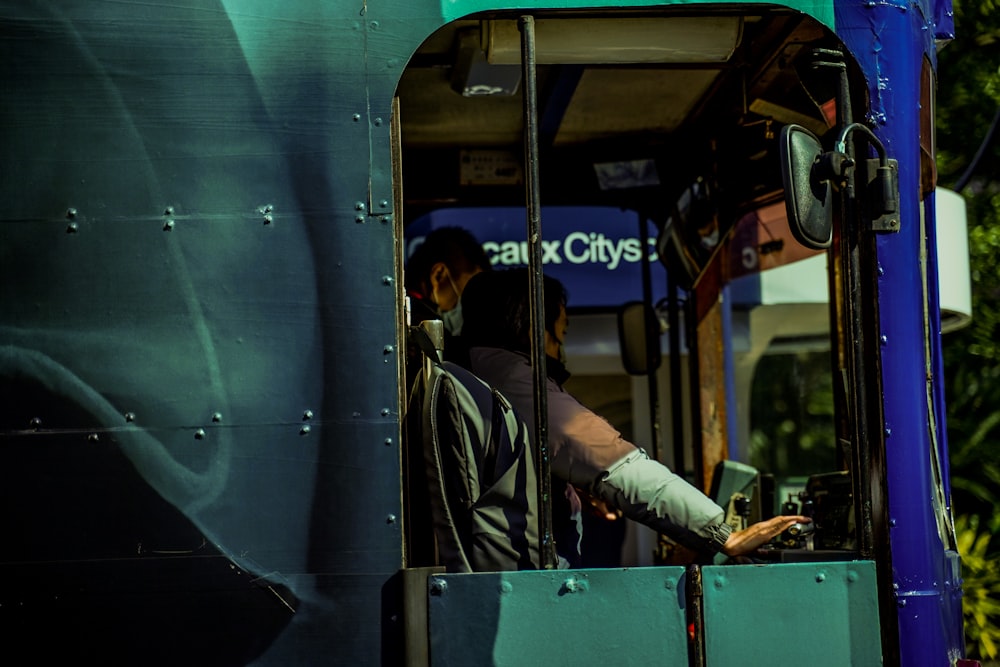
[{"xmin": 863, "ymin": 157, "xmax": 900, "ymax": 234}]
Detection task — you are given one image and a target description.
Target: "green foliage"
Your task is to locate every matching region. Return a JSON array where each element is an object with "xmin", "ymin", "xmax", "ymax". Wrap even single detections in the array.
[
  {"xmin": 957, "ymin": 514, "xmax": 1000, "ymax": 661},
  {"xmin": 937, "ymin": 1, "xmax": 1000, "ymax": 659},
  {"xmin": 936, "ymin": 0, "xmax": 1000, "ymax": 191},
  {"xmin": 749, "ymin": 351, "xmax": 836, "ymax": 479},
  {"xmin": 938, "ymin": 0, "xmax": 1000, "ymax": 522}
]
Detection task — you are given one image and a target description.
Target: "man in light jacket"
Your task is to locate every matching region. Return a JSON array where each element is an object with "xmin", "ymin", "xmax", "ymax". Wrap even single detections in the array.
[{"xmin": 460, "ymin": 269, "xmax": 809, "ymax": 564}]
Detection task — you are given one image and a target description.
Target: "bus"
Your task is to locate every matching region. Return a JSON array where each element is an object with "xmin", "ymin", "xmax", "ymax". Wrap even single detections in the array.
[{"xmin": 0, "ymin": 1, "xmax": 975, "ymax": 665}]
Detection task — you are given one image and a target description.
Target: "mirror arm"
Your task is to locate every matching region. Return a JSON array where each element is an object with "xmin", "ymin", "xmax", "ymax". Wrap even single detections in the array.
[
  {"xmin": 835, "ymin": 122, "xmax": 887, "ymax": 167},
  {"xmin": 832, "ymin": 123, "xmax": 897, "ymax": 216}
]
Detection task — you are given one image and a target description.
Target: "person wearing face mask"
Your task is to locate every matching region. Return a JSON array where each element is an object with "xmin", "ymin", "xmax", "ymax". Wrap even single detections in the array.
[
  {"xmin": 405, "ymin": 226, "xmax": 492, "ymax": 339},
  {"xmin": 402, "ymin": 226, "xmax": 494, "ymax": 569},
  {"xmin": 460, "ymin": 268, "xmax": 810, "ymax": 567}
]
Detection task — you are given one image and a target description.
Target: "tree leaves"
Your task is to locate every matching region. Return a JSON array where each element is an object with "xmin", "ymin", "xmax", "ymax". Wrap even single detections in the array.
[
  {"xmin": 938, "ymin": 2, "xmax": 1000, "ymax": 658},
  {"xmin": 956, "ymin": 515, "xmax": 1000, "ymax": 660}
]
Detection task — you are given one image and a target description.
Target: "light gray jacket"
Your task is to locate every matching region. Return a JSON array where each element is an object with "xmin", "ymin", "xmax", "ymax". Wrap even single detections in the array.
[{"xmin": 469, "ymin": 346, "xmax": 732, "ymax": 555}]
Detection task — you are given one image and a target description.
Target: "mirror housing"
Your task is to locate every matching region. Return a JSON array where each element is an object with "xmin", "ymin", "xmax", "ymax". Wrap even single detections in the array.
[
  {"xmin": 617, "ymin": 301, "xmax": 662, "ymax": 376},
  {"xmin": 779, "ymin": 124, "xmax": 834, "ymax": 249}
]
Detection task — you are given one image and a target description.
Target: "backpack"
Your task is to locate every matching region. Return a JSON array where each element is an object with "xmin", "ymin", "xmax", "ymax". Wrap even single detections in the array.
[{"xmin": 407, "ymin": 329, "xmax": 540, "ymax": 572}]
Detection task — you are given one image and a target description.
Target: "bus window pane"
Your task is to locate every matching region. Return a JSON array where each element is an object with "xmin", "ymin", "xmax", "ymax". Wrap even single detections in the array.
[{"xmin": 749, "ymin": 350, "xmax": 836, "ymax": 510}]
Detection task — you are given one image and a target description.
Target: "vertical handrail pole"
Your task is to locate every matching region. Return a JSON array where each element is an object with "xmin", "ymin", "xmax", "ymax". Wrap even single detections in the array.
[
  {"xmin": 667, "ymin": 275, "xmax": 686, "ymax": 475},
  {"xmin": 518, "ymin": 15, "xmax": 557, "ymax": 569},
  {"xmin": 638, "ymin": 214, "xmax": 661, "ymax": 463}
]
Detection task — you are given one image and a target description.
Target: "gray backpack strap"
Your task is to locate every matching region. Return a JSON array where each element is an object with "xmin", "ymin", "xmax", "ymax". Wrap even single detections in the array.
[{"xmin": 422, "ymin": 364, "xmax": 474, "ymax": 572}]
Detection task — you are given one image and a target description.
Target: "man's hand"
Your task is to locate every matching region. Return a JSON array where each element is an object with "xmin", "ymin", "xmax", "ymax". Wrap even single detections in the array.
[{"xmin": 722, "ymin": 515, "xmax": 812, "ymax": 557}]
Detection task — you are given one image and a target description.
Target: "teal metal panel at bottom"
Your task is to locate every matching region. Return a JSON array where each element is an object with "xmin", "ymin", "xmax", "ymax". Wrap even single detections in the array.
[
  {"xmin": 428, "ymin": 567, "xmax": 688, "ymax": 666},
  {"xmin": 702, "ymin": 560, "xmax": 882, "ymax": 666}
]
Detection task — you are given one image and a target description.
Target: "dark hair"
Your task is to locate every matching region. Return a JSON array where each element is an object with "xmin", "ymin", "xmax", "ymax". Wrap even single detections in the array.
[
  {"xmin": 462, "ymin": 268, "xmax": 567, "ymax": 354},
  {"xmin": 405, "ymin": 226, "xmax": 492, "ymax": 298}
]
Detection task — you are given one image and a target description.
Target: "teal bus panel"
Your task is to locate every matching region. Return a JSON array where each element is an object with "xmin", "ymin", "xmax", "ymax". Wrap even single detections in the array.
[
  {"xmin": 440, "ymin": 0, "xmax": 835, "ymax": 31},
  {"xmin": 428, "ymin": 567, "xmax": 688, "ymax": 666},
  {"xmin": 702, "ymin": 561, "xmax": 883, "ymax": 666}
]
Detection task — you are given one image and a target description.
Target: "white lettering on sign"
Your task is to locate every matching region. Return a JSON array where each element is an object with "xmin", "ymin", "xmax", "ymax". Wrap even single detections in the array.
[
  {"xmin": 483, "ymin": 234, "xmax": 655, "ymax": 270},
  {"xmin": 411, "ymin": 234, "xmax": 658, "ymax": 271}
]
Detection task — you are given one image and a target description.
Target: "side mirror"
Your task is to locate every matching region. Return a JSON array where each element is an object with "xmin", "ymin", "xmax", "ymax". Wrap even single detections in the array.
[
  {"xmin": 779, "ymin": 124, "xmax": 834, "ymax": 249},
  {"xmin": 617, "ymin": 301, "xmax": 662, "ymax": 376}
]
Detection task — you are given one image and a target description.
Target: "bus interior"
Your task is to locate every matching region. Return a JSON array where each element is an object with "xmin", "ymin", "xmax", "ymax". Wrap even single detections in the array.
[{"xmin": 397, "ymin": 9, "xmax": 858, "ymax": 567}]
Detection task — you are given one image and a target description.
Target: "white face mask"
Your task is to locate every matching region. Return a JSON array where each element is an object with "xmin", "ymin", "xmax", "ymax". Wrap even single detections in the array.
[
  {"xmin": 440, "ymin": 301, "xmax": 463, "ymax": 336},
  {"xmin": 435, "ymin": 269, "xmax": 464, "ymax": 335}
]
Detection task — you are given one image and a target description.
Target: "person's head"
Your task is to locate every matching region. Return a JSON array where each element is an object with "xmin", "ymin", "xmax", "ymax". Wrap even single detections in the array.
[
  {"xmin": 462, "ymin": 268, "xmax": 568, "ymax": 359},
  {"xmin": 405, "ymin": 226, "xmax": 492, "ymax": 313}
]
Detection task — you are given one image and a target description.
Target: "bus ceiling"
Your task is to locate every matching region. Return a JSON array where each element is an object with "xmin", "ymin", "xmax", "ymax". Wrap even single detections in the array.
[{"xmin": 396, "ymin": 10, "xmax": 847, "ymax": 220}]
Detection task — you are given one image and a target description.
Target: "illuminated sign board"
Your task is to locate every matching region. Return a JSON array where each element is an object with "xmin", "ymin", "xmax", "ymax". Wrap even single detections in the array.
[{"xmin": 405, "ymin": 207, "xmax": 667, "ymax": 309}]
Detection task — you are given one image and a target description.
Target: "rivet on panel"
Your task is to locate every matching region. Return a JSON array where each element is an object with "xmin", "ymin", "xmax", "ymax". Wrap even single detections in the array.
[
  {"xmin": 383, "ymin": 345, "xmax": 394, "ymax": 355},
  {"xmin": 355, "ymin": 215, "xmax": 366, "ymax": 224},
  {"xmin": 382, "ymin": 276, "xmax": 394, "ymax": 286},
  {"xmin": 212, "ymin": 412, "xmax": 222, "ymax": 423},
  {"xmin": 88, "ymin": 433, "xmax": 100, "ymax": 443},
  {"xmin": 381, "ymin": 408, "xmax": 390, "ymax": 417},
  {"xmin": 664, "ymin": 580, "xmax": 674, "ymax": 591},
  {"xmin": 386, "ymin": 514, "xmax": 397, "ymax": 524},
  {"xmin": 378, "ymin": 200, "xmax": 389, "ymax": 209},
  {"xmin": 194, "ymin": 428, "xmax": 206, "ymax": 440},
  {"xmin": 303, "ymin": 410, "xmax": 314, "ymax": 421},
  {"xmin": 848, "ymin": 571, "xmax": 859, "ymax": 583},
  {"xmin": 164, "ymin": 206, "xmax": 174, "ymax": 216},
  {"xmin": 355, "ymin": 202, "xmax": 366, "ymax": 212},
  {"xmin": 66, "ymin": 208, "xmax": 77, "ymax": 219},
  {"xmin": 263, "ymin": 214, "xmax": 273, "ymax": 225},
  {"xmin": 885, "ymin": 427, "xmax": 892, "ymax": 437},
  {"xmin": 880, "ymin": 334, "xmax": 888, "ymax": 345},
  {"xmin": 29, "ymin": 417, "xmax": 42, "ymax": 430},
  {"xmin": 124, "ymin": 412, "xmax": 136, "ymax": 423},
  {"xmin": 163, "ymin": 220, "xmax": 175, "ymax": 231},
  {"xmin": 889, "ymin": 518, "xmax": 897, "ymax": 527},
  {"xmin": 300, "ymin": 425, "xmax": 311, "ymax": 436},
  {"xmin": 374, "ymin": 117, "xmax": 383, "ymax": 127},
  {"xmin": 66, "ymin": 222, "xmax": 78, "ymax": 234},
  {"xmin": 498, "ymin": 581, "xmax": 512, "ymax": 595},
  {"xmin": 352, "ymin": 113, "xmax": 361, "ymax": 122},
  {"xmin": 384, "ymin": 438, "xmax": 393, "ymax": 447},
  {"xmin": 380, "ymin": 215, "xmax": 392, "ymax": 224},
  {"xmin": 429, "ymin": 578, "xmax": 447, "ymax": 596},
  {"xmin": 815, "ymin": 572, "xmax": 826, "ymax": 583}
]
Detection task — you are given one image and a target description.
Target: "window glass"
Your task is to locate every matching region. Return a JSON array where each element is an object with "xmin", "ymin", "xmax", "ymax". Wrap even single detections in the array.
[{"xmin": 749, "ymin": 349, "xmax": 836, "ymax": 511}]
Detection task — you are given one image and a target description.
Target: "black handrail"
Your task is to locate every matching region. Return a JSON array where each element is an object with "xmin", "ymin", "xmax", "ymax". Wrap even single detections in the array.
[{"xmin": 518, "ymin": 15, "xmax": 557, "ymax": 570}]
